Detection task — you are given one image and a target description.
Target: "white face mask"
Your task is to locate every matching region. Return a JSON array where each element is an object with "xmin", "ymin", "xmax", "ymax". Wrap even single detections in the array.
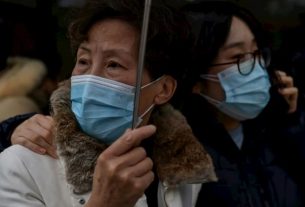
[
  {"xmin": 200, "ymin": 58, "xmax": 271, "ymax": 121},
  {"xmin": 71, "ymin": 75, "xmax": 162, "ymax": 144}
]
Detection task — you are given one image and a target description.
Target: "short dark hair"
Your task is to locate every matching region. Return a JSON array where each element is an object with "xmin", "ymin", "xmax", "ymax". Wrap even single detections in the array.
[
  {"xmin": 183, "ymin": 1, "xmax": 267, "ymax": 79},
  {"xmin": 68, "ymin": 0, "xmax": 193, "ymax": 83}
]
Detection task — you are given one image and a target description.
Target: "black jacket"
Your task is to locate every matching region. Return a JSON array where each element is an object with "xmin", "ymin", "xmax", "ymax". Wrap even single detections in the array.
[
  {"xmin": 0, "ymin": 113, "xmax": 35, "ymax": 152},
  {"xmin": 182, "ymin": 94, "xmax": 305, "ymax": 207}
]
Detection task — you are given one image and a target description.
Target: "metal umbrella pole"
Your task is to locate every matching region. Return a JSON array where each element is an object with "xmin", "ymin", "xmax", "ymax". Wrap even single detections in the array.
[{"xmin": 132, "ymin": 0, "xmax": 152, "ymax": 129}]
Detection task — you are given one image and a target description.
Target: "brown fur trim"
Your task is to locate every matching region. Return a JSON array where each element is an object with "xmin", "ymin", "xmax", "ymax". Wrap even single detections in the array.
[
  {"xmin": 50, "ymin": 80, "xmax": 107, "ymax": 194},
  {"xmin": 151, "ymin": 104, "xmax": 217, "ymax": 186},
  {"xmin": 50, "ymin": 80, "xmax": 217, "ymax": 193}
]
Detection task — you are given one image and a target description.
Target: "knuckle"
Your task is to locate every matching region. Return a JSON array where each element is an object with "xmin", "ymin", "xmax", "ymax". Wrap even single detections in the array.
[
  {"xmin": 49, "ymin": 119, "xmax": 55, "ymax": 127},
  {"xmin": 120, "ymin": 172, "xmax": 132, "ymax": 184},
  {"xmin": 32, "ymin": 114, "xmax": 41, "ymax": 122},
  {"xmin": 18, "ymin": 138, "xmax": 28, "ymax": 146},
  {"xmin": 147, "ymin": 171, "xmax": 155, "ymax": 183},
  {"xmin": 136, "ymin": 147, "xmax": 147, "ymax": 157},
  {"xmin": 108, "ymin": 163, "xmax": 119, "ymax": 175},
  {"xmin": 97, "ymin": 155, "xmax": 118, "ymax": 175},
  {"xmin": 41, "ymin": 130, "xmax": 52, "ymax": 139},
  {"xmin": 31, "ymin": 135, "xmax": 40, "ymax": 142},
  {"xmin": 122, "ymin": 132, "xmax": 135, "ymax": 145},
  {"xmin": 134, "ymin": 171, "xmax": 154, "ymax": 192},
  {"xmin": 97, "ymin": 153, "xmax": 108, "ymax": 165},
  {"xmin": 145, "ymin": 157, "xmax": 154, "ymax": 169},
  {"xmin": 289, "ymin": 77, "xmax": 294, "ymax": 84},
  {"xmin": 133, "ymin": 181, "xmax": 145, "ymax": 193}
]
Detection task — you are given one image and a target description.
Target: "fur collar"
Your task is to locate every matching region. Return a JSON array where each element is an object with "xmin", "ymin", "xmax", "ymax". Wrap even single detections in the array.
[{"xmin": 50, "ymin": 80, "xmax": 217, "ymax": 194}]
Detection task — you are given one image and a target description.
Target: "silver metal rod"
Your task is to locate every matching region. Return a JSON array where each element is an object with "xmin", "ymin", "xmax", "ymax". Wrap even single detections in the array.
[{"xmin": 132, "ymin": 0, "xmax": 152, "ymax": 129}]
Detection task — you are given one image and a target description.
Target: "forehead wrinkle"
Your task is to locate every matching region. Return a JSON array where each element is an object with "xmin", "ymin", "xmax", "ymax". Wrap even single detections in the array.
[
  {"xmin": 88, "ymin": 32, "xmax": 139, "ymax": 59},
  {"xmin": 78, "ymin": 44, "xmax": 91, "ymax": 53}
]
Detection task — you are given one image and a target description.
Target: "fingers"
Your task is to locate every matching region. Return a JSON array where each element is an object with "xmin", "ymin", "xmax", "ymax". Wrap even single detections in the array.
[
  {"xmin": 278, "ymin": 86, "xmax": 298, "ymax": 113},
  {"xmin": 91, "ymin": 153, "xmax": 154, "ymax": 206},
  {"xmin": 15, "ymin": 137, "xmax": 57, "ymax": 158},
  {"xmin": 275, "ymin": 70, "xmax": 293, "ymax": 87},
  {"xmin": 115, "ymin": 147, "xmax": 148, "ymax": 167},
  {"xmin": 104, "ymin": 124, "xmax": 156, "ymax": 157},
  {"xmin": 275, "ymin": 70, "xmax": 299, "ymax": 114},
  {"xmin": 131, "ymin": 169, "xmax": 154, "ymax": 196},
  {"xmin": 43, "ymin": 145, "xmax": 58, "ymax": 159},
  {"xmin": 11, "ymin": 114, "xmax": 58, "ymax": 158},
  {"xmin": 89, "ymin": 125, "xmax": 156, "ymax": 206},
  {"xmin": 16, "ymin": 136, "xmax": 48, "ymax": 154},
  {"xmin": 106, "ymin": 154, "xmax": 154, "ymax": 188},
  {"xmin": 126, "ymin": 156, "xmax": 154, "ymax": 178}
]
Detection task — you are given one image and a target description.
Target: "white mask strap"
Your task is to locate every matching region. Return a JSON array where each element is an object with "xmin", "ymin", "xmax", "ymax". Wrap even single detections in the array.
[
  {"xmin": 136, "ymin": 104, "xmax": 155, "ymax": 127},
  {"xmin": 141, "ymin": 75, "xmax": 164, "ymax": 89},
  {"xmin": 200, "ymin": 74, "xmax": 219, "ymax": 82},
  {"xmin": 199, "ymin": 93, "xmax": 221, "ymax": 106}
]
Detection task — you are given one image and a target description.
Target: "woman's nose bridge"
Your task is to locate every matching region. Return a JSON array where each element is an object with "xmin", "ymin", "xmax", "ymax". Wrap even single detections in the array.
[{"xmin": 90, "ymin": 56, "xmax": 104, "ymax": 75}]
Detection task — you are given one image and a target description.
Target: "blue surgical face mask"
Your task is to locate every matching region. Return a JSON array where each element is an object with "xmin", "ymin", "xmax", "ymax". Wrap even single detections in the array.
[
  {"xmin": 71, "ymin": 75, "xmax": 161, "ymax": 144},
  {"xmin": 200, "ymin": 58, "xmax": 271, "ymax": 121}
]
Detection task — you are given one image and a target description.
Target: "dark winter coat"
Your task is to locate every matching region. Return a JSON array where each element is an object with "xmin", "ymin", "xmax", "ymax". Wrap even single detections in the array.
[
  {"xmin": 182, "ymin": 94, "xmax": 305, "ymax": 207},
  {"xmin": 0, "ymin": 112, "xmax": 35, "ymax": 152}
]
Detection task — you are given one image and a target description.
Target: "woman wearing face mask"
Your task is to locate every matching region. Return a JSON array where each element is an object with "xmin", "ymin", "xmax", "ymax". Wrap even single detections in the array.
[
  {"xmin": 180, "ymin": 1, "xmax": 304, "ymax": 206},
  {"xmin": 0, "ymin": 0, "xmax": 217, "ymax": 206}
]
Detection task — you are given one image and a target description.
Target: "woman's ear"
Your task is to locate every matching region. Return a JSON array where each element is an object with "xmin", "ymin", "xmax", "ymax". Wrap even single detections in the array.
[{"xmin": 154, "ymin": 75, "xmax": 177, "ymax": 105}]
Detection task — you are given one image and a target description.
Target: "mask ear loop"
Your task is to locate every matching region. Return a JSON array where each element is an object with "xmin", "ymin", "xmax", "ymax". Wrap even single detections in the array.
[
  {"xmin": 199, "ymin": 74, "xmax": 222, "ymax": 105},
  {"xmin": 199, "ymin": 93, "xmax": 222, "ymax": 106},
  {"xmin": 136, "ymin": 104, "xmax": 155, "ymax": 127},
  {"xmin": 135, "ymin": 76, "xmax": 163, "ymax": 127},
  {"xmin": 141, "ymin": 75, "xmax": 165, "ymax": 89},
  {"xmin": 200, "ymin": 74, "xmax": 219, "ymax": 82}
]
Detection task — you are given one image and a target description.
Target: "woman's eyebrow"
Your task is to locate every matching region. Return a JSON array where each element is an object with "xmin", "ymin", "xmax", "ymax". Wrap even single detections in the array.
[
  {"xmin": 79, "ymin": 45, "xmax": 91, "ymax": 53},
  {"xmin": 222, "ymin": 41, "xmax": 244, "ymax": 50},
  {"xmin": 103, "ymin": 48, "xmax": 133, "ymax": 58},
  {"xmin": 222, "ymin": 38, "xmax": 256, "ymax": 50}
]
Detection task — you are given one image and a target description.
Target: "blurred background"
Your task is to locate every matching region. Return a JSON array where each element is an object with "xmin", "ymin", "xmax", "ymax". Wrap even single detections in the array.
[
  {"xmin": 0, "ymin": 0, "xmax": 304, "ymax": 80},
  {"xmin": 0, "ymin": 0, "xmax": 304, "ymax": 119}
]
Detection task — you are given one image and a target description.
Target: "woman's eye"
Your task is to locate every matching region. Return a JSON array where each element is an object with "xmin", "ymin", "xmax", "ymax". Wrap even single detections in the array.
[
  {"xmin": 107, "ymin": 61, "xmax": 123, "ymax": 69},
  {"xmin": 77, "ymin": 59, "xmax": 89, "ymax": 66},
  {"xmin": 234, "ymin": 53, "xmax": 246, "ymax": 60}
]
